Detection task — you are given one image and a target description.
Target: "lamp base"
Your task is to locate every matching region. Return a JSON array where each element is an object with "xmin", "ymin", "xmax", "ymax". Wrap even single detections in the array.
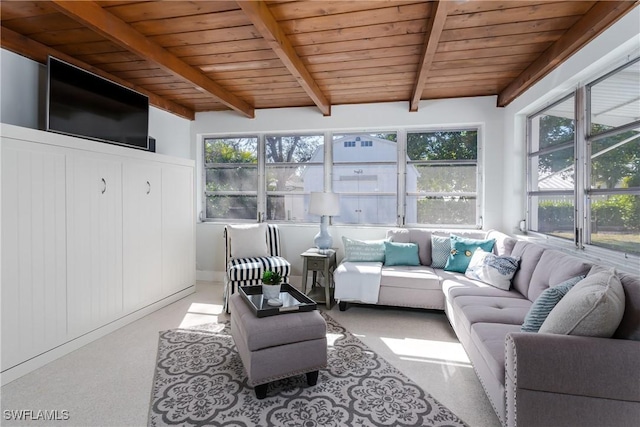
[{"xmin": 314, "ymin": 215, "xmax": 333, "ymax": 250}]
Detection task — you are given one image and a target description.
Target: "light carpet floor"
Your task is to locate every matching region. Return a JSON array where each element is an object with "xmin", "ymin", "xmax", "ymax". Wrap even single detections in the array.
[
  {"xmin": 149, "ymin": 312, "xmax": 468, "ymax": 426},
  {"xmin": 1, "ymin": 281, "xmax": 500, "ymax": 427}
]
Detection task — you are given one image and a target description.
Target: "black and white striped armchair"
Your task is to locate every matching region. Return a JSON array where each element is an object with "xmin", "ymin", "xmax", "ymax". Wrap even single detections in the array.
[{"xmin": 223, "ymin": 224, "xmax": 291, "ymax": 313}]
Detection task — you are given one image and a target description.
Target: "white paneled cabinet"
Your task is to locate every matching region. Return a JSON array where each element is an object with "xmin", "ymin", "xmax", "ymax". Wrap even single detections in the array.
[
  {"xmin": 1, "ymin": 139, "xmax": 68, "ymax": 369},
  {"xmin": 162, "ymin": 164, "xmax": 195, "ymax": 295},
  {"xmin": 66, "ymin": 151, "xmax": 124, "ymax": 338},
  {"xmin": 1, "ymin": 125, "xmax": 195, "ymax": 380},
  {"xmin": 123, "ymin": 160, "xmax": 163, "ymax": 311}
]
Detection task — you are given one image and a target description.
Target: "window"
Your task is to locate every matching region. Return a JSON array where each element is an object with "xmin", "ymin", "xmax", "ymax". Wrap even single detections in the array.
[
  {"xmin": 586, "ymin": 59, "xmax": 640, "ymax": 254},
  {"xmin": 527, "ymin": 57, "xmax": 640, "ymax": 255},
  {"xmin": 203, "ymin": 137, "xmax": 258, "ymax": 220},
  {"xmin": 332, "ymin": 133, "xmax": 397, "ymax": 225},
  {"xmin": 406, "ymin": 130, "xmax": 478, "ymax": 226},
  {"xmin": 527, "ymin": 95, "xmax": 575, "ymax": 240},
  {"xmin": 265, "ymin": 134, "xmax": 324, "ymax": 221},
  {"xmin": 202, "ymin": 129, "xmax": 484, "ymax": 228}
]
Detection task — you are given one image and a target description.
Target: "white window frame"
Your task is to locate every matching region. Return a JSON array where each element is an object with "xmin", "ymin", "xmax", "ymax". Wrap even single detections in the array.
[
  {"xmin": 525, "ymin": 56, "xmax": 640, "ymax": 259},
  {"xmin": 405, "ymin": 127, "xmax": 482, "ymax": 228}
]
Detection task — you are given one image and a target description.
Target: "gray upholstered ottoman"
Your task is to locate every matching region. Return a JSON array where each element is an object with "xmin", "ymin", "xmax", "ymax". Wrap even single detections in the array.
[{"xmin": 229, "ymin": 293, "xmax": 327, "ymax": 399}]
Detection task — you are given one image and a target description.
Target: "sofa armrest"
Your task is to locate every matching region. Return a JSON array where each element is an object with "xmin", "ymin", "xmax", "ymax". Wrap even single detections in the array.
[
  {"xmin": 506, "ymin": 332, "xmax": 640, "ymax": 400},
  {"xmin": 505, "ymin": 332, "xmax": 640, "ymax": 427}
]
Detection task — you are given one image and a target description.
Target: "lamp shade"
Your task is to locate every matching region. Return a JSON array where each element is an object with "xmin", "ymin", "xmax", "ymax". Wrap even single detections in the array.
[{"xmin": 308, "ymin": 192, "xmax": 340, "ymax": 216}]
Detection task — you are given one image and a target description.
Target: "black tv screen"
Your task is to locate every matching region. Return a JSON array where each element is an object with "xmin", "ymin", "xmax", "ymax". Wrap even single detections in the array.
[{"xmin": 47, "ymin": 56, "xmax": 149, "ymax": 150}]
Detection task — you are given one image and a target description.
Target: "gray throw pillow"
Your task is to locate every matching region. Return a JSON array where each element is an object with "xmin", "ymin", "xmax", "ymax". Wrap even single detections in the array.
[
  {"xmin": 539, "ymin": 269, "xmax": 625, "ymax": 337},
  {"xmin": 521, "ymin": 275, "xmax": 584, "ymax": 333},
  {"xmin": 431, "ymin": 235, "xmax": 450, "ymax": 268}
]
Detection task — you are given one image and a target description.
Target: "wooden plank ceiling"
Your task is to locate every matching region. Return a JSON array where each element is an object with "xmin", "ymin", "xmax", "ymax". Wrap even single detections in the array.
[{"xmin": 1, "ymin": 0, "xmax": 637, "ymax": 120}]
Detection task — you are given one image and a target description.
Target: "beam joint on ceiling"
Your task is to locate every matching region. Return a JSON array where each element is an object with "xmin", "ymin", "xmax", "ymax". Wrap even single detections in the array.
[
  {"xmin": 0, "ymin": 26, "xmax": 195, "ymax": 120},
  {"xmin": 237, "ymin": 0, "xmax": 331, "ymax": 116},
  {"xmin": 49, "ymin": 0, "xmax": 254, "ymax": 118},
  {"xmin": 410, "ymin": 0, "xmax": 448, "ymax": 112},
  {"xmin": 497, "ymin": 0, "xmax": 640, "ymax": 107}
]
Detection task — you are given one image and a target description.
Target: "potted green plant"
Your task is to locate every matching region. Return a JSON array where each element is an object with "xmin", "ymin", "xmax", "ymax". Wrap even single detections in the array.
[{"xmin": 261, "ymin": 270, "xmax": 282, "ymax": 300}]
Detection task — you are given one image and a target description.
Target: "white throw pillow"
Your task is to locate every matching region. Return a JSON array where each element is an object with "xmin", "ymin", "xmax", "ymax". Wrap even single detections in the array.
[
  {"xmin": 227, "ymin": 223, "xmax": 269, "ymax": 259},
  {"xmin": 342, "ymin": 236, "xmax": 386, "ymax": 262},
  {"xmin": 539, "ymin": 268, "xmax": 625, "ymax": 337},
  {"xmin": 464, "ymin": 248, "xmax": 520, "ymax": 290}
]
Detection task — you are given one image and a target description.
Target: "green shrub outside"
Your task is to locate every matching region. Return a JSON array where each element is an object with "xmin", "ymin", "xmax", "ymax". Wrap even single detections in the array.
[{"xmin": 538, "ymin": 196, "xmax": 639, "ymax": 232}]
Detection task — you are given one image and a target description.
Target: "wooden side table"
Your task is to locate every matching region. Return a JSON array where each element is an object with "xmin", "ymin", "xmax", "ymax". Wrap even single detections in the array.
[{"xmin": 301, "ymin": 248, "xmax": 337, "ymax": 309}]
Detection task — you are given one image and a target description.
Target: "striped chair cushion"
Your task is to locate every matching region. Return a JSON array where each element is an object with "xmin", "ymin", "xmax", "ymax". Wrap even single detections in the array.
[
  {"xmin": 266, "ymin": 224, "xmax": 282, "ymax": 257},
  {"xmin": 227, "ymin": 256, "xmax": 291, "ymax": 282}
]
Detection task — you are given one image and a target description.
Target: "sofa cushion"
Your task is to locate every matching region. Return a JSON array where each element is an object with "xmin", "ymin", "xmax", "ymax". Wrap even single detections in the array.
[
  {"xmin": 540, "ymin": 268, "xmax": 625, "ymax": 337},
  {"xmin": 441, "ymin": 270, "xmax": 525, "ymax": 299},
  {"xmin": 528, "ymin": 250, "xmax": 593, "ymax": 302},
  {"xmin": 521, "ymin": 275, "xmax": 585, "ymax": 333},
  {"xmin": 465, "ymin": 248, "xmax": 520, "ymax": 290},
  {"xmin": 485, "ymin": 229, "xmax": 517, "ymax": 256},
  {"xmin": 510, "ymin": 241, "xmax": 547, "ymax": 298},
  {"xmin": 445, "ymin": 235, "xmax": 496, "ymax": 273},
  {"xmin": 342, "ymin": 236, "xmax": 386, "ymax": 262},
  {"xmin": 612, "ymin": 269, "xmax": 640, "ymax": 341},
  {"xmin": 453, "ymin": 295, "xmax": 532, "ymax": 335},
  {"xmin": 472, "ymin": 323, "xmax": 521, "ymax": 385},
  {"xmin": 429, "ymin": 235, "xmax": 450, "ymax": 268},
  {"xmin": 386, "ymin": 228, "xmax": 431, "ymax": 265},
  {"xmin": 383, "ymin": 241, "xmax": 420, "ymax": 266},
  {"xmin": 380, "ymin": 265, "xmax": 440, "ymax": 291},
  {"xmin": 589, "ymin": 265, "xmax": 640, "ymax": 340}
]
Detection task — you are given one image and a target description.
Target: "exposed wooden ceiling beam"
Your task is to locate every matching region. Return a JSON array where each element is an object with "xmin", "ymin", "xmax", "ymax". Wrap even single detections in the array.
[
  {"xmin": 410, "ymin": 1, "xmax": 448, "ymax": 112},
  {"xmin": 0, "ymin": 26, "xmax": 195, "ymax": 121},
  {"xmin": 498, "ymin": 1, "xmax": 640, "ymax": 107},
  {"xmin": 49, "ymin": 0, "xmax": 254, "ymax": 118},
  {"xmin": 237, "ymin": 0, "xmax": 331, "ymax": 116}
]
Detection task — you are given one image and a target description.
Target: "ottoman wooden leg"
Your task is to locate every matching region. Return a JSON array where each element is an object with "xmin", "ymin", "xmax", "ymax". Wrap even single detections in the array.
[
  {"xmin": 339, "ymin": 301, "xmax": 348, "ymax": 311},
  {"xmin": 255, "ymin": 383, "xmax": 268, "ymax": 399},
  {"xmin": 306, "ymin": 370, "xmax": 319, "ymax": 386}
]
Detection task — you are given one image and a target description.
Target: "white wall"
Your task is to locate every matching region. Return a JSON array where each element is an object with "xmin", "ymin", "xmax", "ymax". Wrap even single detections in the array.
[
  {"xmin": 148, "ymin": 107, "xmax": 191, "ymax": 158},
  {"xmin": 192, "ymin": 97, "xmax": 506, "ymax": 279},
  {"xmin": 0, "ymin": 48, "xmax": 192, "ymax": 158},
  {"xmin": 501, "ymin": 7, "xmax": 640, "ymax": 235},
  {"xmin": 1, "ymin": 50, "xmax": 43, "ymax": 130}
]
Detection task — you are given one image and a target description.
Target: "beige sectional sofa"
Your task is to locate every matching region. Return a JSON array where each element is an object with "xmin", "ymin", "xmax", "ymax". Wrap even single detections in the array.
[{"xmin": 334, "ymin": 228, "xmax": 640, "ymax": 427}]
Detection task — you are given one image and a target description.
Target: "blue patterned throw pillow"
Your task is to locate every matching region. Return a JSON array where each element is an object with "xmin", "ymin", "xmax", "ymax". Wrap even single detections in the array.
[
  {"xmin": 444, "ymin": 235, "xmax": 496, "ymax": 273},
  {"xmin": 430, "ymin": 235, "xmax": 450, "ymax": 268},
  {"xmin": 521, "ymin": 275, "xmax": 585, "ymax": 333},
  {"xmin": 464, "ymin": 248, "xmax": 520, "ymax": 290}
]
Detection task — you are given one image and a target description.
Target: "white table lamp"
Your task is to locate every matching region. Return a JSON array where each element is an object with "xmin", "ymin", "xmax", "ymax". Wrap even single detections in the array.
[{"xmin": 308, "ymin": 192, "xmax": 340, "ymax": 250}]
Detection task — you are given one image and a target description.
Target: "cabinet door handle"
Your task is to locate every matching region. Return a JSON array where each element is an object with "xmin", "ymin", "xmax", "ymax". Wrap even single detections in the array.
[
  {"xmin": 146, "ymin": 181, "xmax": 151, "ymax": 195},
  {"xmin": 101, "ymin": 178, "xmax": 107, "ymax": 194}
]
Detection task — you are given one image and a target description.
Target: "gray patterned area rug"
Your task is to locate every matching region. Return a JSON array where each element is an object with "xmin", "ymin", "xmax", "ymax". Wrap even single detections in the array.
[{"xmin": 148, "ymin": 312, "xmax": 468, "ymax": 427}]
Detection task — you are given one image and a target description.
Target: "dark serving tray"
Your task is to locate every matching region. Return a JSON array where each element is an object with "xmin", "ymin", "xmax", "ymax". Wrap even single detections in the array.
[{"xmin": 239, "ymin": 283, "xmax": 317, "ymax": 317}]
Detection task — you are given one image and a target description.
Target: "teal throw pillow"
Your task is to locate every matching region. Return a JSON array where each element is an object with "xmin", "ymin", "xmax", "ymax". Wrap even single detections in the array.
[
  {"xmin": 521, "ymin": 275, "xmax": 585, "ymax": 333},
  {"xmin": 444, "ymin": 235, "xmax": 496, "ymax": 273},
  {"xmin": 384, "ymin": 241, "xmax": 420, "ymax": 266},
  {"xmin": 430, "ymin": 235, "xmax": 450, "ymax": 268},
  {"xmin": 342, "ymin": 236, "xmax": 385, "ymax": 262}
]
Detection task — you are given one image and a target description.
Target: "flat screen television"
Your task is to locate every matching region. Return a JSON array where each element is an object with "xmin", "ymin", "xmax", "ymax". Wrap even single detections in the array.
[{"xmin": 47, "ymin": 56, "xmax": 150, "ymax": 150}]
